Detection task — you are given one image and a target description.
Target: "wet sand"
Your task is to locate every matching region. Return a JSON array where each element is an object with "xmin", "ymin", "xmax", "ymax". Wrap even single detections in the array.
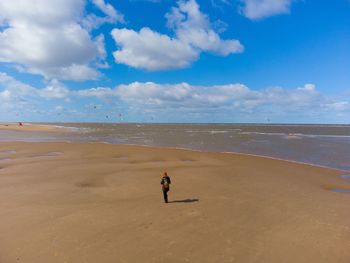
[{"xmin": 0, "ymin": 140, "xmax": 350, "ymax": 263}]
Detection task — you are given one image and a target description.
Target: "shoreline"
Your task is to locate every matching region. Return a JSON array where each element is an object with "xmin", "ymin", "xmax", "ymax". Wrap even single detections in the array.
[
  {"xmin": 1, "ymin": 121, "xmax": 350, "ymax": 172},
  {"xmin": 105, "ymin": 142, "xmax": 350, "ymax": 173},
  {"xmin": 1, "ymin": 136, "xmax": 349, "ymax": 173}
]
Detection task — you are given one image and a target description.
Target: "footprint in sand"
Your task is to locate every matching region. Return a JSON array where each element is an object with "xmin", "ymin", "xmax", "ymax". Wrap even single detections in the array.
[
  {"xmin": 76, "ymin": 182, "xmax": 95, "ymax": 188},
  {"xmin": 75, "ymin": 178, "xmax": 106, "ymax": 188}
]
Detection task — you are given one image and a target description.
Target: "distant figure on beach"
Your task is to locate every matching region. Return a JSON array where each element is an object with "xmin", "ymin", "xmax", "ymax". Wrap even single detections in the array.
[
  {"xmin": 160, "ymin": 172, "xmax": 171, "ymax": 203},
  {"xmin": 18, "ymin": 122, "xmax": 23, "ymax": 126}
]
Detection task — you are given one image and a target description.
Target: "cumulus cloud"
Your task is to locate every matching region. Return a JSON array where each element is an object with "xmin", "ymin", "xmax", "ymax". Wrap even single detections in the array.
[
  {"xmin": 0, "ymin": 0, "xmax": 122, "ymax": 81},
  {"xmin": 2, "ymin": 71, "xmax": 349, "ymax": 122},
  {"xmin": 166, "ymin": 0, "xmax": 243, "ymax": 55},
  {"xmin": 0, "ymin": 72, "xmax": 70, "ymax": 101},
  {"xmin": 82, "ymin": 0, "xmax": 124, "ymax": 31},
  {"xmin": 69, "ymin": 82, "xmax": 350, "ymax": 117},
  {"xmin": 38, "ymin": 80, "xmax": 70, "ymax": 99},
  {"xmin": 240, "ymin": 0, "xmax": 293, "ymax": 20},
  {"xmin": 92, "ymin": 0, "xmax": 123, "ymax": 20},
  {"xmin": 76, "ymin": 87, "xmax": 117, "ymax": 98},
  {"xmin": 324, "ymin": 102, "xmax": 350, "ymax": 111},
  {"xmin": 38, "ymin": 64, "xmax": 101, "ymax": 81},
  {"xmin": 115, "ymin": 82, "xmax": 249, "ymax": 108},
  {"xmin": 113, "ymin": 82, "xmax": 327, "ymax": 113},
  {"xmin": 0, "ymin": 72, "xmax": 63, "ymax": 116},
  {"xmin": 111, "ymin": 0, "xmax": 243, "ymax": 71},
  {"xmin": 111, "ymin": 28, "xmax": 198, "ymax": 70},
  {"xmin": 0, "ymin": 72, "xmax": 36, "ymax": 102}
]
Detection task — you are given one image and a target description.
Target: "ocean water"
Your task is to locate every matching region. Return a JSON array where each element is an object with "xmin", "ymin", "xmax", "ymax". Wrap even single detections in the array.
[{"xmin": 1, "ymin": 123, "xmax": 350, "ymax": 172}]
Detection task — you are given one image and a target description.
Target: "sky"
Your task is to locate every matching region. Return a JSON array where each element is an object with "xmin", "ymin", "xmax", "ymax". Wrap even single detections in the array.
[{"xmin": 0, "ymin": 0, "xmax": 349, "ymax": 123}]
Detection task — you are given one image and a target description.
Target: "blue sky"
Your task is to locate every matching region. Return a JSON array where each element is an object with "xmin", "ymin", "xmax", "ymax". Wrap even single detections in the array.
[{"xmin": 0, "ymin": 0, "xmax": 349, "ymax": 123}]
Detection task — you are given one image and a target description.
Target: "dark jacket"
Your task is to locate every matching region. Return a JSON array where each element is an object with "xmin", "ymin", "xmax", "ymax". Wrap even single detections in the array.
[{"xmin": 160, "ymin": 176, "xmax": 171, "ymax": 190}]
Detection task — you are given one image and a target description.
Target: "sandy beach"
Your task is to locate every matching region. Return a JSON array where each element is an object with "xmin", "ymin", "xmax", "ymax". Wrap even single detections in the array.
[
  {"xmin": 1, "ymin": 133, "xmax": 350, "ymax": 263},
  {"xmin": 0, "ymin": 123, "xmax": 66, "ymax": 133},
  {"xmin": 1, "ymin": 0, "xmax": 348, "ymax": 261}
]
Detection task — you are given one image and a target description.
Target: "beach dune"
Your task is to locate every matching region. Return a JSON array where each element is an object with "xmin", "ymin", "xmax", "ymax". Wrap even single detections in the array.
[{"xmin": 0, "ymin": 141, "xmax": 350, "ymax": 263}]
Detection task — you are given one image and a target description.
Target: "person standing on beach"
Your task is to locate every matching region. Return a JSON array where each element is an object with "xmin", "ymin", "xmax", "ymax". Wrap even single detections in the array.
[{"xmin": 160, "ymin": 172, "xmax": 171, "ymax": 203}]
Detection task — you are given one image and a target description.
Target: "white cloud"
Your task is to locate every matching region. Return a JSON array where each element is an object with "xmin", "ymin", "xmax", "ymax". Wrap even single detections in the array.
[
  {"xmin": 0, "ymin": 0, "xmax": 121, "ymax": 81},
  {"xmin": 2, "ymin": 71, "xmax": 349, "ymax": 122},
  {"xmin": 0, "ymin": 89, "xmax": 11, "ymax": 100},
  {"xmin": 92, "ymin": 0, "xmax": 124, "ymax": 23},
  {"xmin": 111, "ymin": 0, "xmax": 243, "ymax": 71},
  {"xmin": 0, "ymin": 72, "xmax": 36, "ymax": 101},
  {"xmin": 37, "ymin": 64, "xmax": 101, "ymax": 81},
  {"xmin": 38, "ymin": 80, "xmax": 70, "ymax": 99},
  {"xmin": 0, "ymin": 0, "xmax": 84, "ymax": 26},
  {"xmin": 76, "ymin": 87, "xmax": 117, "ymax": 98},
  {"xmin": 82, "ymin": 0, "xmax": 124, "ymax": 31},
  {"xmin": 240, "ymin": 0, "xmax": 293, "ymax": 20},
  {"xmin": 0, "ymin": 72, "xmax": 40, "ymax": 113},
  {"xmin": 166, "ymin": 0, "xmax": 243, "ymax": 55},
  {"xmin": 325, "ymin": 102, "xmax": 350, "ymax": 111},
  {"xmin": 0, "ymin": 72, "xmax": 70, "ymax": 102},
  {"xmin": 299, "ymin": 83, "xmax": 316, "ymax": 91},
  {"xmin": 114, "ymin": 82, "xmax": 302, "ymax": 111},
  {"xmin": 111, "ymin": 28, "xmax": 198, "ymax": 70},
  {"xmin": 76, "ymin": 82, "xmax": 350, "ymax": 115},
  {"xmin": 117, "ymin": 82, "xmax": 194, "ymax": 105}
]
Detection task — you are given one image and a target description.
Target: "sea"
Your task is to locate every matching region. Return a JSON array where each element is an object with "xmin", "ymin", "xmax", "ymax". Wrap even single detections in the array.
[{"xmin": 1, "ymin": 123, "xmax": 350, "ymax": 172}]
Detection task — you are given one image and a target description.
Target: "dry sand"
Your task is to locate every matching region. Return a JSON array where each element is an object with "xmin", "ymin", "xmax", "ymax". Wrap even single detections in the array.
[
  {"xmin": 0, "ymin": 123, "xmax": 66, "ymax": 132},
  {"xmin": 0, "ymin": 140, "xmax": 350, "ymax": 263}
]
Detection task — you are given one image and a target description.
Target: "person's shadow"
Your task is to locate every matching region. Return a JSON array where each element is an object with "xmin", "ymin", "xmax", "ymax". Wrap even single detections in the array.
[{"xmin": 169, "ymin": 198, "xmax": 199, "ymax": 203}]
